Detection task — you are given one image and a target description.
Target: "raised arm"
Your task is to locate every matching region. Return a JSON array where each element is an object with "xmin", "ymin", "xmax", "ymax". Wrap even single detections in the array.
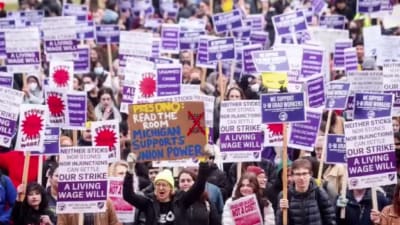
[
  {"xmin": 181, "ymin": 162, "xmax": 211, "ymax": 207},
  {"xmin": 123, "ymin": 172, "xmax": 150, "ymax": 210}
]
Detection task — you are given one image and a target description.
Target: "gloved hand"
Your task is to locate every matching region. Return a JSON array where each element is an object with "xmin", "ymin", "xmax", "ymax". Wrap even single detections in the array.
[{"xmin": 336, "ymin": 196, "xmax": 349, "ymax": 208}]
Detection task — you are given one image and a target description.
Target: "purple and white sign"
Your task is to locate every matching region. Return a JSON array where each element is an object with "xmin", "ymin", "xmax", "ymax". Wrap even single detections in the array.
[
  {"xmin": 288, "ymin": 109, "xmax": 322, "ymax": 151},
  {"xmin": 96, "ymin": 25, "xmax": 119, "ymax": 44},
  {"xmin": 44, "ymin": 39, "xmax": 79, "ymax": 62},
  {"xmin": 161, "ymin": 24, "xmax": 180, "ymax": 54},
  {"xmin": 357, "ymin": 0, "xmax": 381, "ymax": 13},
  {"xmin": 120, "ymin": 81, "xmax": 135, "ymax": 114},
  {"xmin": 326, "ymin": 134, "xmax": 346, "ymax": 164},
  {"xmin": 180, "ymin": 30, "xmax": 204, "ymax": 51},
  {"xmin": 344, "ymin": 47, "xmax": 358, "ymax": 72},
  {"xmin": 383, "ymin": 63, "xmax": 400, "ymax": 115},
  {"xmin": 345, "ymin": 117, "xmax": 397, "ymax": 189},
  {"xmin": 157, "ymin": 64, "xmax": 181, "ymax": 96},
  {"xmin": 312, "ymin": 0, "xmax": 328, "ymax": 15},
  {"xmin": 7, "ymin": 10, "xmax": 44, "ymax": 27},
  {"xmin": 152, "ymin": 37, "xmax": 161, "ymax": 57},
  {"xmin": 208, "ymin": 37, "xmax": 235, "ymax": 62},
  {"xmin": 0, "ymin": 72, "xmax": 13, "ymax": 88},
  {"xmin": 261, "ymin": 93, "xmax": 306, "ymax": 124},
  {"xmin": 220, "ymin": 100, "xmax": 262, "ymax": 162},
  {"xmin": 57, "ymin": 147, "xmax": 109, "ymax": 214},
  {"xmin": 319, "ymin": 15, "xmax": 347, "ymax": 29},
  {"xmin": 252, "ymin": 50, "xmax": 290, "ymax": 72},
  {"xmin": 246, "ymin": 14, "xmax": 264, "ymax": 31},
  {"xmin": 250, "ymin": 31, "xmax": 269, "ymax": 49},
  {"xmin": 76, "ymin": 21, "xmax": 95, "ymax": 40},
  {"xmin": 196, "ymin": 36, "xmax": 215, "ymax": 68},
  {"xmin": 74, "ymin": 46, "xmax": 90, "ymax": 74},
  {"xmin": 212, "ymin": 9, "xmax": 243, "ymax": 33},
  {"xmin": 305, "ymin": 75, "xmax": 325, "ymax": 108},
  {"xmin": 0, "ymin": 87, "xmax": 24, "ymax": 148},
  {"xmin": 43, "ymin": 127, "xmax": 60, "ymax": 155},
  {"xmin": 62, "ymin": 4, "xmax": 88, "ymax": 23},
  {"xmin": 232, "ymin": 20, "xmax": 252, "ymax": 40},
  {"xmin": 333, "ymin": 40, "xmax": 353, "ymax": 70},
  {"xmin": 0, "ymin": 19, "xmax": 15, "ymax": 58},
  {"xmin": 301, "ymin": 46, "xmax": 324, "ymax": 78},
  {"xmin": 347, "ymin": 70, "xmax": 383, "ymax": 94},
  {"xmin": 326, "ymin": 81, "xmax": 351, "ymax": 109},
  {"xmin": 242, "ymin": 44, "xmax": 262, "ymax": 74},
  {"xmin": 66, "ymin": 91, "xmax": 87, "ymax": 129},
  {"xmin": 354, "ymin": 93, "xmax": 393, "ymax": 120},
  {"xmin": 272, "ymin": 11, "xmax": 310, "ymax": 44}
]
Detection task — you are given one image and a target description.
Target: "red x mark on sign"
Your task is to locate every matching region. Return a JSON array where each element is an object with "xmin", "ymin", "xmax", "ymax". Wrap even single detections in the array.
[{"xmin": 187, "ymin": 111, "xmax": 205, "ymax": 136}]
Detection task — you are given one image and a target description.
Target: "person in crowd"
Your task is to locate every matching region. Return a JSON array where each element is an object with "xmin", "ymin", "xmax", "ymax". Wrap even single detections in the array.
[
  {"xmin": 267, "ymin": 160, "xmax": 293, "ymax": 212},
  {"xmin": 393, "ymin": 117, "xmax": 400, "ymax": 133},
  {"xmin": 336, "ymin": 187, "xmax": 389, "ymax": 225},
  {"xmin": 23, "ymin": 74, "xmax": 44, "ymax": 104},
  {"xmin": 277, "ymin": 159, "xmax": 336, "ymax": 225},
  {"xmin": 177, "ymin": 168, "xmax": 221, "ymax": 225},
  {"xmin": 78, "ymin": 126, "xmax": 93, "ymax": 146},
  {"xmin": 11, "ymin": 183, "xmax": 56, "ymax": 225},
  {"xmin": 371, "ymin": 183, "xmax": 400, "ymax": 225},
  {"xmin": 94, "ymin": 87, "xmax": 122, "ymax": 122},
  {"xmin": 205, "ymin": 149, "xmax": 231, "ymax": 202},
  {"xmin": 83, "ymin": 73, "xmax": 100, "ymax": 107},
  {"xmin": 73, "ymin": 74, "xmax": 83, "ymax": 91},
  {"xmin": 223, "ymin": 173, "xmax": 275, "ymax": 224},
  {"xmin": 109, "ymin": 161, "xmax": 129, "ymax": 178},
  {"xmin": 246, "ymin": 166, "xmax": 270, "ymax": 197},
  {"xmin": 0, "ymin": 171, "xmax": 16, "ymax": 225},
  {"xmin": 141, "ymin": 164, "xmax": 161, "ymax": 195},
  {"xmin": 319, "ymin": 111, "xmax": 345, "ymax": 135},
  {"xmin": 123, "ymin": 162, "xmax": 212, "ymax": 225},
  {"xmin": 45, "ymin": 163, "xmax": 58, "ymax": 218}
]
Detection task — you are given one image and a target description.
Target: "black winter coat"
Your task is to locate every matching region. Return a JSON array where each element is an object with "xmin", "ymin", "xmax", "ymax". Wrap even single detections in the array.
[
  {"xmin": 276, "ymin": 179, "xmax": 336, "ymax": 225},
  {"xmin": 11, "ymin": 201, "xmax": 56, "ymax": 225},
  {"xmin": 206, "ymin": 164, "xmax": 231, "ymax": 201}
]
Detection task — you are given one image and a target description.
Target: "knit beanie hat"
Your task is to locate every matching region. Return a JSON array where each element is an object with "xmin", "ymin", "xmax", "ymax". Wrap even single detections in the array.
[
  {"xmin": 246, "ymin": 166, "xmax": 265, "ymax": 176},
  {"xmin": 154, "ymin": 169, "xmax": 175, "ymax": 190}
]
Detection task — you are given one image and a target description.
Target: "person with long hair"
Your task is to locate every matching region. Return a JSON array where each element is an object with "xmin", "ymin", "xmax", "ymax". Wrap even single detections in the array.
[
  {"xmin": 94, "ymin": 87, "xmax": 122, "ymax": 122},
  {"xmin": 223, "ymin": 173, "xmax": 275, "ymax": 225},
  {"xmin": 370, "ymin": 183, "xmax": 400, "ymax": 225},
  {"xmin": 11, "ymin": 182, "xmax": 56, "ymax": 225}
]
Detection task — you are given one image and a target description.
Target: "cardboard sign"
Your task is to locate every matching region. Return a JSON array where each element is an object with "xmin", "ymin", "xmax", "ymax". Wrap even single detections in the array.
[
  {"xmin": 272, "ymin": 11, "xmax": 310, "ymax": 44},
  {"xmin": 249, "ymin": 31, "xmax": 269, "ymax": 48},
  {"xmin": 347, "ymin": 70, "xmax": 383, "ymax": 94},
  {"xmin": 326, "ymin": 134, "xmax": 346, "ymax": 164},
  {"xmin": 62, "ymin": 3, "xmax": 88, "ymax": 23},
  {"xmin": 301, "ymin": 46, "xmax": 324, "ymax": 78},
  {"xmin": 261, "ymin": 93, "xmax": 306, "ymax": 124},
  {"xmin": 383, "ymin": 63, "xmax": 400, "ymax": 116},
  {"xmin": 252, "ymin": 50, "xmax": 290, "ymax": 72},
  {"xmin": 128, "ymin": 101, "xmax": 207, "ymax": 162},
  {"xmin": 196, "ymin": 36, "xmax": 216, "ymax": 68},
  {"xmin": 91, "ymin": 120, "xmax": 120, "ymax": 162},
  {"xmin": 212, "ymin": 9, "xmax": 243, "ymax": 33},
  {"xmin": 242, "ymin": 44, "xmax": 263, "ymax": 74},
  {"xmin": 76, "ymin": 21, "xmax": 95, "ymax": 40},
  {"xmin": 120, "ymin": 80, "xmax": 136, "ymax": 114},
  {"xmin": 66, "ymin": 91, "xmax": 87, "ymax": 129},
  {"xmin": 325, "ymin": 81, "xmax": 351, "ymax": 110},
  {"xmin": 74, "ymin": 46, "xmax": 90, "ymax": 74},
  {"xmin": 96, "ymin": 25, "xmax": 120, "ymax": 44},
  {"xmin": 16, "ymin": 104, "xmax": 48, "ymax": 151},
  {"xmin": 357, "ymin": 0, "xmax": 381, "ymax": 13},
  {"xmin": 57, "ymin": 147, "xmax": 109, "ymax": 214},
  {"xmin": 246, "ymin": 14, "xmax": 264, "ymax": 31},
  {"xmin": 363, "ymin": 25, "xmax": 381, "ymax": 58},
  {"xmin": 0, "ymin": 87, "xmax": 24, "ymax": 148},
  {"xmin": 208, "ymin": 37, "xmax": 235, "ymax": 62},
  {"xmin": 49, "ymin": 61, "xmax": 74, "ymax": 90},
  {"xmin": 353, "ymin": 93, "xmax": 393, "ymax": 120},
  {"xmin": 345, "ymin": 117, "xmax": 397, "ymax": 189},
  {"xmin": 229, "ymin": 194, "xmax": 263, "ymax": 225},
  {"xmin": 288, "ymin": 108, "xmax": 322, "ymax": 151},
  {"xmin": 119, "ymin": 31, "xmax": 153, "ymax": 57},
  {"xmin": 219, "ymin": 100, "xmax": 262, "ymax": 162}
]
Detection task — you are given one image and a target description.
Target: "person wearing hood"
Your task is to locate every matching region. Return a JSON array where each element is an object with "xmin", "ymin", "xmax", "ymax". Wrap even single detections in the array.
[
  {"xmin": 277, "ymin": 158, "xmax": 336, "ymax": 225},
  {"xmin": 23, "ymin": 74, "xmax": 44, "ymax": 104}
]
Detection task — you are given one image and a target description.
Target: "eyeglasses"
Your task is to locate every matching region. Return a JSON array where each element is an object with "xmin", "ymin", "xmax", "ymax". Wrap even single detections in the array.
[{"xmin": 292, "ymin": 172, "xmax": 310, "ymax": 177}]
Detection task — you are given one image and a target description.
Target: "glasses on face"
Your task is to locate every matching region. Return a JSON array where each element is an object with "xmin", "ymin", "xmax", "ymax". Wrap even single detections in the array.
[
  {"xmin": 293, "ymin": 172, "xmax": 310, "ymax": 178},
  {"xmin": 155, "ymin": 182, "xmax": 169, "ymax": 188}
]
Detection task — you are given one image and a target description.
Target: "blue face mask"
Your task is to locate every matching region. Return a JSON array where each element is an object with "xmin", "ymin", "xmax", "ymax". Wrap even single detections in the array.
[{"xmin": 94, "ymin": 67, "xmax": 104, "ymax": 75}]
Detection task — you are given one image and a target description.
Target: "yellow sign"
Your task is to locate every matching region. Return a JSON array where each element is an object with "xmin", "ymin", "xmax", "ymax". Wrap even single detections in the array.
[{"xmin": 261, "ymin": 72, "xmax": 288, "ymax": 89}]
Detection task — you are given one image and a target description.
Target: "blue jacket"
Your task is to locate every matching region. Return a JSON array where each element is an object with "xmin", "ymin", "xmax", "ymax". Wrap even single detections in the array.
[
  {"xmin": 205, "ymin": 182, "xmax": 224, "ymax": 215},
  {"xmin": 0, "ymin": 175, "xmax": 17, "ymax": 224}
]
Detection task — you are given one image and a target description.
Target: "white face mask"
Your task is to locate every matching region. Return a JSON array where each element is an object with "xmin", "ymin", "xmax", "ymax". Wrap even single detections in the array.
[
  {"xmin": 84, "ymin": 83, "xmax": 95, "ymax": 92},
  {"xmin": 29, "ymin": 82, "xmax": 38, "ymax": 91},
  {"xmin": 250, "ymin": 83, "xmax": 260, "ymax": 92},
  {"xmin": 94, "ymin": 67, "xmax": 104, "ymax": 75}
]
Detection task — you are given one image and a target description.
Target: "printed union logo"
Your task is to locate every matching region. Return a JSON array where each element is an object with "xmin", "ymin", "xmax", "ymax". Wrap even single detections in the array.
[
  {"xmin": 388, "ymin": 173, "xmax": 395, "ymax": 181},
  {"xmin": 367, "ymin": 110, "xmax": 375, "ymax": 119},
  {"xmin": 349, "ymin": 178, "xmax": 358, "ymax": 187},
  {"xmin": 3, "ymin": 137, "xmax": 9, "ymax": 144},
  {"xmin": 279, "ymin": 112, "xmax": 288, "ymax": 121},
  {"xmin": 97, "ymin": 202, "xmax": 105, "ymax": 209},
  {"xmin": 328, "ymin": 98, "xmax": 335, "ymax": 108},
  {"xmin": 253, "ymin": 152, "xmax": 260, "ymax": 159},
  {"xmin": 269, "ymin": 64, "xmax": 276, "ymax": 71},
  {"xmin": 221, "ymin": 153, "xmax": 227, "ymax": 160},
  {"xmin": 58, "ymin": 203, "xmax": 66, "ymax": 211},
  {"xmin": 216, "ymin": 53, "xmax": 222, "ymax": 60}
]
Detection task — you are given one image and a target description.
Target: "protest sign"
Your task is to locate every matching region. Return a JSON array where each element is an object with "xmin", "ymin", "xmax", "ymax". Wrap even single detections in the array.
[
  {"xmin": 108, "ymin": 177, "xmax": 135, "ymax": 223},
  {"xmin": 242, "ymin": 44, "xmax": 262, "ymax": 74},
  {"xmin": 196, "ymin": 36, "xmax": 216, "ymax": 68},
  {"xmin": 66, "ymin": 91, "xmax": 87, "ymax": 129},
  {"xmin": 261, "ymin": 93, "xmax": 306, "ymax": 123},
  {"xmin": 161, "ymin": 24, "xmax": 180, "ymax": 54},
  {"xmin": 208, "ymin": 37, "xmax": 235, "ymax": 62},
  {"xmin": 212, "ymin": 9, "xmax": 243, "ymax": 33},
  {"xmin": 333, "ymin": 40, "xmax": 353, "ymax": 70},
  {"xmin": 344, "ymin": 47, "xmax": 358, "ymax": 72},
  {"xmin": 232, "ymin": 20, "xmax": 252, "ymax": 39},
  {"xmin": 0, "ymin": 19, "xmax": 15, "ymax": 58},
  {"xmin": 62, "ymin": 3, "xmax": 88, "ymax": 23},
  {"xmin": 304, "ymin": 74, "xmax": 325, "ymax": 108},
  {"xmin": 229, "ymin": 194, "xmax": 263, "ymax": 225},
  {"xmin": 128, "ymin": 101, "xmax": 207, "ymax": 162},
  {"xmin": 57, "ymin": 146, "xmax": 108, "ymax": 214},
  {"xmin": 152, "ymin": 37, "xmax": 161, "ymax": 57},
  {"xmin": 325, "ymin": 81, "xmax": 351, "ymax": 109},
  {"xmin": 344, "ymin": 117, "xmax": 397, "ymax": 189},
  {"xmin": 181, "ymin": 84, "xmax": 200, "ymax": 95},
  {"xmin": 262, "ymin": 124, "xmax": 283, "ymax": 147},
  {"xmin": 288, "ymin": 108, "xmax": 322, "ymax": 151},
  {"xmin": 156, "ymin": 64, "xmax": 181, "ymax": 96},
  {"xmin": 319, "ymin": 15, "xmax": 347, "ymax": 29},
  {"xmin": 219, "ymin": 100, "xmax": 262, "ymax": 162},
  {"xmin": 16, "ymin": 104, "xmax": 48, "ymax": 151},
  {"xmin": 301, "ymin": 46, "xmax": 324, "ymax": 78},
  {"xmin": 179, "ymin": 30, "xmax": 204, "ymax": 51},
  {"xmin": 49, "ymin": 61, "xmax": 74, "ymax": 90},
  {"xmin": 273, "ymin": 44, "xmax": 303, "ymax": 73},
  {"xmin": 7, "ymin": 10, "xmax": 44, "ymax": 27},
  {"xmin": 246, "ymin": 14, "xmax": 264, "ymax": 31},
  {"xmin": 347, "ymin": 70, "xmax": 383, "ymax": 94},
  {"xmin": 300, "ymin": 7, "xmax": 314, "ymax": 24},
  {"xmin": 5, "ymin": 27, "xmax": 41, "ymax": 74},
  {"xmin": 0, "ymin": 87, "xmax": 24, "ymax": 148},
  {"xmin": 96, "ymin": 25, "xmax": 120, "ymax": 44},
  {"xmin": 309, "ymin": 27, "xmax": 349, "ymax": 53},
  {"xmin": 272, "ymin": 11, "xmax": 310, "ymax": 44},
  {"xmin": 123, "ymin": 57, "xmax": 155, "ymax": 81},
  {"xmin": 74, "ymin": 46, "xmax": 90, "ymax": 74},
  {"xmin": 252, "ymin": 50, "xmax": 290, "ymax": 72},
  {"xmin": 312, "ymin": 0, "xmax": 328, "ymax": 15},
  {"xmin": 376, "ymin": 35, "xmax": 400, "ymax": 65},
  {"xmin": 119, "ymin": 31, "xmax": 153, "ymax": 57},
  {"xmin": 128, "ymin": 63, "xmax": 157, "ymax": 99},
  {"xmin": 45, "ymin": 89, "xmax": 69, "ymax": 126},
  {"xmin": 120, "ymin": 80, "xmax": 136, "ymax": 114},
  {"xmin": 91, "ymin": 120, "xmax": 120, "ymax": 162},
  {"xmin": 0, "ymin": 72, "xmax": 13, "ymax": 88},
  {"xmin": 249, "ymin": 31, "xmax": 269, "ymax": 49},
  {"xmin": 357, "ymin": 0, "xmax": 381, "ymax": 13},
  {"xmin": 76, "ymin": 21, "xmax": 95, "ymax": 41},
  {"xmin": 261, "ymin": 72, "xmax": 288, "ymax": 90},
  {"xmin": 326, "ymin": 134, "xmax": 346, "ymax": 164},
  {"xmin": 363, "ymin": 26, "xmax": 381, "ymax": 58},
  {"xmin": 383, "ymin": 63, "xmax": 400, "ymax": 116},
  {"xmin": 353, "ymin": 93, "xmax": 393, "ymax": 120},
  {"xmin": 43, "ymin": 127, "xmax": 60, "ymax": 155}
]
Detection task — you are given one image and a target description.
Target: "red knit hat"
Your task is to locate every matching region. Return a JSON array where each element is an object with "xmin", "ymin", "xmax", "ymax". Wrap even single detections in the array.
[
  {"xmin": 0, "ymin": 2, "xmax": 4, "ymax": 10},
  {"xmin": 246, "ymin": 166, "xmax": 265, "ymax": 176}
]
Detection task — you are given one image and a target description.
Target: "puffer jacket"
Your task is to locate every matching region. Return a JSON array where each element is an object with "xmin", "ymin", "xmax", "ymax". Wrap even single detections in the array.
[{"xmin": 276, "ymin": 179, "xmax": 336, "ymax": 225}]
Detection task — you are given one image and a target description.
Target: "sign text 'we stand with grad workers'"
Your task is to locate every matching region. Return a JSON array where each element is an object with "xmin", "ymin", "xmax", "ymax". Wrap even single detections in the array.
[
  {"xmin": 57, "ymin": 146, "xmax": 108, "ymax": 214},
  {"xmin": 219, "ymin": 100, "xmax": 262, "ymax": 162},
  {"xmin": 261, "ymin": 92, "xmax": 306, "ymax": 124},
  {"xmin": 128, "ymin": 101, "xmax": 206, "ymax": 162},
  {"xmin": 344, "ymin": 117, "xmax": 397, "ymax": 189}
]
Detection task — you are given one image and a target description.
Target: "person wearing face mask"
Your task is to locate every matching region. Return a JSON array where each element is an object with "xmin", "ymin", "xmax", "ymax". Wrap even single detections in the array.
[
  {"xmin": 82, "ymin": 73, "xmax": 100, "ymax": 107},
  {"xmin": 23, "ymin": 75, "xmax": 44, "ymax": 104}
]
